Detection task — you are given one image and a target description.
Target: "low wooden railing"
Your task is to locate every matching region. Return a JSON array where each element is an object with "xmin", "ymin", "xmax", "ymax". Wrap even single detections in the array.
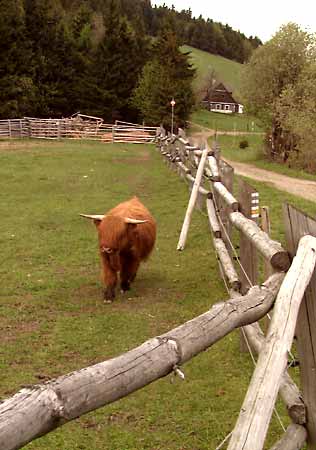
[{"xmin": 0, "ymin": 118, "xmax": 158, "ymax": 144}]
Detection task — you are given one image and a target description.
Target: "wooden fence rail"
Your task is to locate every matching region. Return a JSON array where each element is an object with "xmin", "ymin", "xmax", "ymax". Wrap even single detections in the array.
[
  {"xmin": 228, "ymin": 234, "xmax": 316, "ymax": 450},
  {"xmin": 0, "ymin": 119, "xmax": 27, "ymax": 138},
  {"xmin": 0, "ymin": 274, "xmax": 283, "ymax": 450},
  {"xmin": 0, "ymin": 118, "xmax": 158, "ymax": 144}
]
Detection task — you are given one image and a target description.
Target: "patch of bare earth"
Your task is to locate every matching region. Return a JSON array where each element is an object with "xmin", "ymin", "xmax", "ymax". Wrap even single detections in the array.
[
  {"xmin": 112, "ymin": 152, "xmax": 151, "ymax": 165},
  {"xmin": 223, "ymin": 158, "xmax": 316, "ymax": 203},
  {"xmin": 0, "ymin": 321, "xmax": 40, "ymax": 342},
  {"xmin": 190, "ymin": 126, "xmax": 316, "ymax": 202}
]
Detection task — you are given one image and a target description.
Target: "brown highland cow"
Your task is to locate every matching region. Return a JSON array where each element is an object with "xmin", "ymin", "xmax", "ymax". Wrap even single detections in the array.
[{"xmin": 81, "ymin": 197, "xmax": 156, "ymax": 302}]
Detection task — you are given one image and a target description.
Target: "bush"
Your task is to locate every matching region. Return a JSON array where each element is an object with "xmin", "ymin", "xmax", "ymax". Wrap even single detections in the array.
[{"xmin": 239, "ymin": 139, "xmax": 249, "ymax": 149}]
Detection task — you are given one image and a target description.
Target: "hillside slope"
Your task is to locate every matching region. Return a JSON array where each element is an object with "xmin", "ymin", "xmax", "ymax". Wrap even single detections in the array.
[{"xmin": 181, "ymin": 45, "xmax": 244, "ymax": 99}]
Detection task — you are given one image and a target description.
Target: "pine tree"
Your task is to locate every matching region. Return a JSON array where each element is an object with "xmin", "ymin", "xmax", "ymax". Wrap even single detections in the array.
[
  {"xmin": 79, "ymin": 0, "xmax": 149, "ymax": 121},
  {"xmin": 24, "ymin": 0, "xmax": 80, "ymax": 117},
  {"xmin": 0, "ymin": 0, "xmax": 35, "ymax": 118},
  {"xmin": 132, "ymin": 27, "xmax": 195, "ymax": 128}
]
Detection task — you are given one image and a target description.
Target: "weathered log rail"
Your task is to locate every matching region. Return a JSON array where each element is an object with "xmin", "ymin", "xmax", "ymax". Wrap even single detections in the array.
[
  {"xmin": 229, "ymin": 211, "xmax": 290, "ymax": 271},
  {"xmin": 228, "ymin": 235, "xmax": 316, "ymax": 450},
  {"xmin": 0, "ymin": 274, "xmax": 283, "ymax": 450}
]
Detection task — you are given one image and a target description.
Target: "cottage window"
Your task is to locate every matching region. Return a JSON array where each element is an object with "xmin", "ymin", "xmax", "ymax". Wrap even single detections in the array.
[
  {"xmin": 216, "ymin": 104, "xmax": 221, "ymax": 109},
  {"xmin": 225, "ymin": 105, "xmax": 230, "ymax": 110}
]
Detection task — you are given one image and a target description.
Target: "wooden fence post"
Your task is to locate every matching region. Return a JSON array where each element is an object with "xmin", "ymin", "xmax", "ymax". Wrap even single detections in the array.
[
  {"xmin": 218, "ymin": 159, "xmax": 234, "ymax": 250},
  {"xmin": 212, "ymin": 139, "xmax": 221, "ymax": 161},
  {"xmin": 261, "ymin": 206, "xmax": 273, "ymax": 278},
  {"xmin": 261, "ymin": 206, "xmax": 274, "ymax": 334},
  {"xmin": 238, "ymin": 179, "xmax": 259, "ymax": 351},
  {"xmin": 283, "ymin": 203, "xmax": 316, "ymax": 449},
  {"xmin": 211, "ymin": 141, "xmax": 234, "ymax": 255},
  {"xmin": 238, "ymin": 179, "xmax": 259, "ymax": 294}
]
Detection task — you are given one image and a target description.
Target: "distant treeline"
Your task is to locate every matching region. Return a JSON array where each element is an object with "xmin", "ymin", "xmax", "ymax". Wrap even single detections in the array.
[
  {"xmin": 146, "ymin": 3, "xmax": 262, "ymax": 63},
  {"xmin": 0, "ymin": 0, "xmax": 261, "ymax": 121}
]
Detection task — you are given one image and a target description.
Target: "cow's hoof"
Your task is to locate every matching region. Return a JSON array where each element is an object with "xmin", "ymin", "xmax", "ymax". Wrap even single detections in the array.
[
  {"xmin": 121, "ymin": 281, "xmax": 130, "ymax": 292},
  {"xmin": 104, "ymin": 287, "xmax": 115, "ymax": 302}
]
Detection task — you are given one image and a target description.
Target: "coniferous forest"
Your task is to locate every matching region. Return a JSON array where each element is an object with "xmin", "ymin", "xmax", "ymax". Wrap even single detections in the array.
[{"xmin": 0, "ymin": 0, "xmax": 261, "ymax": 123}]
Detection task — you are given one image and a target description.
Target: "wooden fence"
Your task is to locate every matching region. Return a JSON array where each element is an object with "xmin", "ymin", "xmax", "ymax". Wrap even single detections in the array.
[
  {"xmin": 157, "ymin": 128, "xmax": 316, "ymax": 449},
  {"xmin": 1, "ymin": 130, "xmax": 316, "ymax": 449},
  {"xmin": 0, "ymin": 117, "xmax": 158, "ymax": 144},
  {"xmin": 0, "ymin": 119, "xmax": 27, "ymax": 139}
]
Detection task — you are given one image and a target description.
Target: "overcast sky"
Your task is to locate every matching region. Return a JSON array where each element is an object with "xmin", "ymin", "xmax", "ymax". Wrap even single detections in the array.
[{"xmin": 153, "ymin": 0, "xmax": 316, "ymax": 42}]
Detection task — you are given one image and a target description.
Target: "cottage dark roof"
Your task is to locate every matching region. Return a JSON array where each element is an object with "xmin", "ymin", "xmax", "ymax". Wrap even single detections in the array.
[{"xmin": 204, "ymin": 83, "xmax": 238, "ymax": 105}]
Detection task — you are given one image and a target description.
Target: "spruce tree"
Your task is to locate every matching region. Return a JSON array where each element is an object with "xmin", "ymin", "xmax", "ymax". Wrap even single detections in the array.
[
  {"xmin": 132, "ymin": 26, "xmax": 195, "ymax": 128},
  {"xmin": 24, "ymin": 0, "xmax": 80, "ymax": 117},
  {"xmin": 79, "ymin": 0, "xmax": 149, "ymax": 121},
  {"xmin": 0, "ymin": 0, "xmax": 35, "ymax": 118}
]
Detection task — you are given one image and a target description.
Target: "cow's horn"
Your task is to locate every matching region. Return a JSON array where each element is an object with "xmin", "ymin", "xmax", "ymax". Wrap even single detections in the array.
[
  {"xmin": 125, "ymin": 217, "xmax": 147, "ymax": 224},
  {"xmin": 80, "ymin": 214, "xmax": 105, "ymax": 221},
  {"xmin": 101, "ymin": 247, "xmax": 112, "ymax": 254}
]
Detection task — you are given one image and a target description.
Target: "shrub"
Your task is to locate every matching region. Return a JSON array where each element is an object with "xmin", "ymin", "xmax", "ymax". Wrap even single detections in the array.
[{"xmin": 239, "ymin": 139, "xmax": 249, "ymax": 149}]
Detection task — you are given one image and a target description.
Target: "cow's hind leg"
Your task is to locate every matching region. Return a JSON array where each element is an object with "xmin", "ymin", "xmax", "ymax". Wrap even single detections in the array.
[{"xmin": 120, "ymin": 255, "xmax": 140, "ymax": 292}]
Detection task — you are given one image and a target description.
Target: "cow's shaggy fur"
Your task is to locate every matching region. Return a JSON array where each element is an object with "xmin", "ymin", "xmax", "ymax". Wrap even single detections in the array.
[{"xmin": 94, "ymin": 197, "xmax": 156, "ymax": 301}]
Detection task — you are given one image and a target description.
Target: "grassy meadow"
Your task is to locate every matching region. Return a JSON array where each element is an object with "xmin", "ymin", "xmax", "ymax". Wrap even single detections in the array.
[
  {"xmin": 190, "ymin": 109, "xmax": 263, "ymax": 133},
  {"xmin": 1, "ymin": 138, "xmax": 314, "ymax": 449},
  {"xmin": 181, "ymin": 45, "xmax": 243, "ymax": 96}
]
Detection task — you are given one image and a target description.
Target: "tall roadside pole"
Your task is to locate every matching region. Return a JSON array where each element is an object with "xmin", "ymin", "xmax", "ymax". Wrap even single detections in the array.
[{"xmin": 170, "ymin": 98, "xmax": 176, "ymax": 135}]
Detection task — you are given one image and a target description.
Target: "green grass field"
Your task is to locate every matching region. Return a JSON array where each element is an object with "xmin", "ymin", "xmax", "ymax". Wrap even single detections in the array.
[
  {"xmin": 190, "ymin": 109, "xmax": 263, "ymax": 133},
  {"xmin": 0, "ymin": 139, "xmax": 313, "ymax": 449},
  {"xmin": 181, "ymin": 45, "xmax": 243, "ymax": 100}
]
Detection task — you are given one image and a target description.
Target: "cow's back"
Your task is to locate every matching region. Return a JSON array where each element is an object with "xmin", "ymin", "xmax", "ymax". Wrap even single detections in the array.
[{"xmin": 108, "ymin": 197, "xmax": 156, "ymax": 259}]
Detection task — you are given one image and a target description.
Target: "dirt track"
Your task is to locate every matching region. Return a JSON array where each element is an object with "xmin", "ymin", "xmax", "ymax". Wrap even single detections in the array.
[
  {"xmin": 223, "ymin": 158, "xmax": 316, "ymax": 203},
  {"xmin": 190, "ymin": 124, "xmax": 316, "ymax": 203}
]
